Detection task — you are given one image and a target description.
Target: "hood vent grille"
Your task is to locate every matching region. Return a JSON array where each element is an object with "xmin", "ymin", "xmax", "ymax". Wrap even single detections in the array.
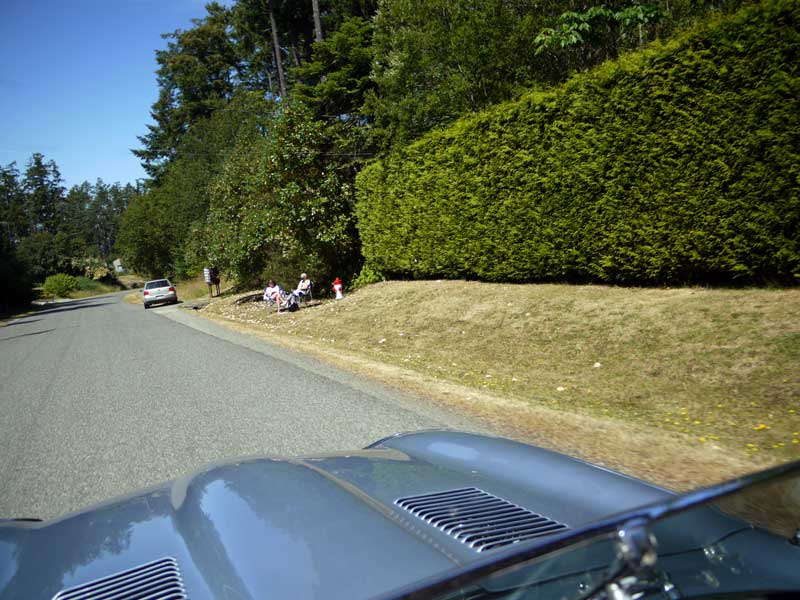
[
  {"xmin": 396, "ymin": 487, "xmax": 568, "ymax": 552},
  {"xmin": 53, "ymin": 557, "xmax": 187, "ymax": 600}
]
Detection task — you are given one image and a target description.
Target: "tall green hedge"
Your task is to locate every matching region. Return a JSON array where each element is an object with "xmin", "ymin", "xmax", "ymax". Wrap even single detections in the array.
[{"xmin": 355, "ymin": 0, "xmax": 800, "ymax": 284}]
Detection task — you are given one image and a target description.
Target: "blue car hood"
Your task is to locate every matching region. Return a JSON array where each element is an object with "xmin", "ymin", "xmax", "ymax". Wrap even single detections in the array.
[{"xmin": 0, "ymin": 431, "xmax": 746, "ymax": 600}]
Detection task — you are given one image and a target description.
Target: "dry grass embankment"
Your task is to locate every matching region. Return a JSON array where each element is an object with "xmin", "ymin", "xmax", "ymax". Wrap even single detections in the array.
[
  {"xmin": 195, "ymin": 281, "xmax": 799, "ymax": 490},
  {"xmin": 117, "ymin": 273, "xmax": 146, "ymax": 289},
  {"xmin": 66, "ymin": 280, "xmax": 125, "ymax": 299},
  {"xmin": 124, "ymin": 276, "xmax": 231, "ymax": 305}
]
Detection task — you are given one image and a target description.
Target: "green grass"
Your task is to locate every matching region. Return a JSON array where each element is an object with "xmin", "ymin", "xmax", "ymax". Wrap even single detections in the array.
[
  {"xmin": 174, "ymin": 276, "xmax": 231, "ymax": 301},
  {"xmin": 203, "ymin": 281, "xmax": 800, "ymax": 464},
  {"xmin": 66, "ymin": 277, "xmax": 125, "ymax": 299}
]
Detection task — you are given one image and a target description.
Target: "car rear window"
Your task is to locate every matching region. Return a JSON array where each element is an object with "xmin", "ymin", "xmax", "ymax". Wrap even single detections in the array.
[{"xmin": 145, "ymin": 280, "xmax": 170, "ymax": 289}]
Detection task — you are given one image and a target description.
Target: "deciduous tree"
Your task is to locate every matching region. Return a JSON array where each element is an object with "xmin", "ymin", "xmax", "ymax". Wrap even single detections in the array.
[{"xmin": 206, "ymin": 102, "xmax": 360, "ymax": 284}]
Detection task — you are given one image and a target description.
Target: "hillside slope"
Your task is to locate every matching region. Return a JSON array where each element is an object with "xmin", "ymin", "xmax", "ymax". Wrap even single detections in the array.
[{"xmin": 197, "ymin": 280, "xmax": 800, "ymax": 489}]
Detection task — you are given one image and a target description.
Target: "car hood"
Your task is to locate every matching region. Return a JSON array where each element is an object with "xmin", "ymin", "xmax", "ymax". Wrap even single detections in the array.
[{"xmin": 0, "ymin": 431, "xmax": 746, "ymax": 600}]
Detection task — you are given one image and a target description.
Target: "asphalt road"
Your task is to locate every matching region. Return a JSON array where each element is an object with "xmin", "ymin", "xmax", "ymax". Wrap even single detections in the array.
[{"xmin": 0, "ymin": 293, "xmax": 482, "ymax": 520}]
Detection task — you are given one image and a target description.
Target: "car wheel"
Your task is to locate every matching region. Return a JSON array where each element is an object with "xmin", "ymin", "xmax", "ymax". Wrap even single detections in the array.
[{"xmin": 144, "ymin": 304, "xmax": 149, "ymax": 310}]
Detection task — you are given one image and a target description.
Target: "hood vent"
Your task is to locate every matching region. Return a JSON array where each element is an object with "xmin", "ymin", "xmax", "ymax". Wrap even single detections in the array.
[
  {"xmin": 396, "ymin": 487, "xmax": 568, "ymax": 552},
  {"xmin": 53, "ymin": 557, "xmax": 187, "ymax": 600}
]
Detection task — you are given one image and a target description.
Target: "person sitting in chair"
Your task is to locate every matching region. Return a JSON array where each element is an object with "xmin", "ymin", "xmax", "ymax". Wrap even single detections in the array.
[
  {"xmin": 290, "ymin": 273, "xmax": 312, "ymax": 301},
  {"xmin": 263, "ymin": 279, "xmax": 283, "ymax": 312}
]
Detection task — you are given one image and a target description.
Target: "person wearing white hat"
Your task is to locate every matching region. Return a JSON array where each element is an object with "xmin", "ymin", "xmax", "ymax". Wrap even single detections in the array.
[{"xmin": 290, "ymin": 272, "xmax": 312, "ymax": 301}]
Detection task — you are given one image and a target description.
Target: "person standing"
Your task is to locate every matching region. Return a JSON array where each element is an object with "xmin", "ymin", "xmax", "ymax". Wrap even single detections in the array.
[
  {"xmin": 211, "ymin": 267, "xmax": 221, "ymax": 296},
  {"xmin": 203, "ymin": 266, "xmax": 213, "ymax": 299}
]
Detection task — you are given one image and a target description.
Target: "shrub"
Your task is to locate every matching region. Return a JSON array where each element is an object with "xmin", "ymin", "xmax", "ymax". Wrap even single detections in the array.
[
  {"xmin": 355, "ymin": 0, "xmax": 800, "ymax": 285},
  {"xmin": 351, "ymin": 264, "xmax": 385, "ymax": 289},
  {"xmin": 42, "ymin": 274, "xmax": 80, "ymax": 298},
  {"xmin": 0, "ymin": 244, "xmax": 33, "ymax": 310},
  {"xmin": 76, "ymin": 276, "xmax": 99, "ymax": 291}
]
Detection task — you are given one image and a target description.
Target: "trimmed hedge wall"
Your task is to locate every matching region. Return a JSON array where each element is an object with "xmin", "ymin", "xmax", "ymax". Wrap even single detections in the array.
[{"xmin": 355, "ymin": 0, "xmax": 800, "ymax": 284}]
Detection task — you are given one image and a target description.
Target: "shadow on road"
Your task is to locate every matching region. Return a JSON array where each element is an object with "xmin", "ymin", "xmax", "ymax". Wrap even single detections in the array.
[
  {"xmin": 0, "ymin": 329, "xmax": 55, "ymax": 342},
  {"xmin": 34, "ymin": 302, "xmax": 114, "ymax": 316},
  {"xmin": 1, "ymin": 319, "xmax": 42, "ymax": 327}
]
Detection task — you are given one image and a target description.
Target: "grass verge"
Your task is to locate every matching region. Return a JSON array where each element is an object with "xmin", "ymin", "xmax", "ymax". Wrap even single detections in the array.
[
  {"xmin": 67, "ymin": 277, "xmax": 125, "ymax": 299},
  {"xmin": 194, "ymin": 281, "xmax": 798, "ymax": 489},
  {"xmin": 125, "ymin": 275, "xmax": 231, "ymax": 305}
]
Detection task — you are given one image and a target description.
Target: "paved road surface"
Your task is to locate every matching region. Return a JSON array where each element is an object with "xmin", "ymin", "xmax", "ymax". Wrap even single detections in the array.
[{"xmin": 0, "ymin": 293, "xmax": 483, "ymax": 520}]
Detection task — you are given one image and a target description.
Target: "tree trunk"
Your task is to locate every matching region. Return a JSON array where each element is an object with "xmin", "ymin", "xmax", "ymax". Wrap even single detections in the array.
[
  {"xmin": 312, "ymin": 0, "xmax": 323, "ymax": 42},
  {"xmin": 269, "ymin": 1, "xmax": 287, "ymax": 98}
]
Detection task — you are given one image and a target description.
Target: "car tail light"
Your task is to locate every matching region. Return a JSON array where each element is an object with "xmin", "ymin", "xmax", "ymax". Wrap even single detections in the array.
[
  {"xmin": 169, "ymin": 287, "xmax": 175, "ymax": 292},
  {"xmin": 143, "ymin": 291, "xmax": 149, "ymax": 296}
]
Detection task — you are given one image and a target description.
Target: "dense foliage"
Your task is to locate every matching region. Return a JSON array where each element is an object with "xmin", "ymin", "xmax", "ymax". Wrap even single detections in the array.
[
  {"xmin": 0, "ymin": 240, "xmax": 33, "ymax": 311},
  {"xmin": 122, "ymin": 1, "xmax": 378, "ymax": 285},
  {"xmin": 364, "ymin": 0, "xmax": 742, "ymax": 148},
  {"xmin": 119, "ymin": 0, "xmax": 784, "ymax": 290},
  {"xmin": 133, "ymin": 3, "xmax": 242, "ymax": 182},
  {"xmin": 0, "ymin": 155, "xmax": 139, "ymax": 309},
  {"xmin": 204, "ymin": 103, "xmax": 360, "ymax": 285},
  {"xmin": 41, "ymin": 274, "xmax": 80, "ymax": 298},
  {"xmin": 118, "ymin": 92, "xmax": 271, "ymax": 278},
  {"xmin": 356, "ymin": 0, "xmax": 800, "ymax": 284}
]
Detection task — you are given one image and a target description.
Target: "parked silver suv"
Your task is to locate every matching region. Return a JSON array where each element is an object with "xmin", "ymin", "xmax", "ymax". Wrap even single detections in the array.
[{"xmin": 143, "ymin": 279, "xmax": 177, "ymax": 309}]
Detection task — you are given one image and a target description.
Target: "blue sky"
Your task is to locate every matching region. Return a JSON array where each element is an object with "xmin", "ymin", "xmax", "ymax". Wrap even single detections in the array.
[{"xmin": 1, "ymin": 0, "xmax": 231, "ymax": 188}]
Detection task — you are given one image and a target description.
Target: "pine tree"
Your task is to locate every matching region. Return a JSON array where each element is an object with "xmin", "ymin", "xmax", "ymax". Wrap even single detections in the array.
[{"xmin": 22, "ymin": 153, "xmax": 64, "ymax": 235}]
